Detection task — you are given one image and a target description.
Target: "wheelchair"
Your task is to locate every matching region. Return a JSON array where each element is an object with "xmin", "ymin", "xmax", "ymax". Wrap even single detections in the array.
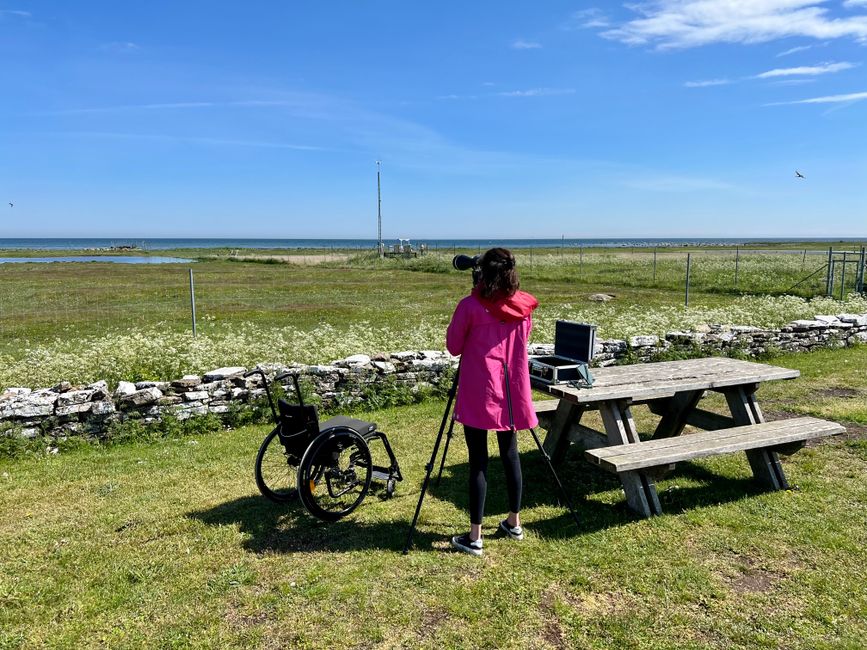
[{"xmin": 247, "ymin": 369, "xmax": 402, "ymax": 521}]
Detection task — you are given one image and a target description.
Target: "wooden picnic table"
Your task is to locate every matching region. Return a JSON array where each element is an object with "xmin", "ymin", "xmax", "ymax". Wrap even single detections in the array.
[{"xmin": 533, "ymin": 357, "xmax": 844, "ymax": 517}]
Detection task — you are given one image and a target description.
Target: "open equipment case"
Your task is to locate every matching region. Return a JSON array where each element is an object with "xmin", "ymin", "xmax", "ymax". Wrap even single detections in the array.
[{"xmin": 529, "ymin": 320, "xmax": 596, "ymax": 388}]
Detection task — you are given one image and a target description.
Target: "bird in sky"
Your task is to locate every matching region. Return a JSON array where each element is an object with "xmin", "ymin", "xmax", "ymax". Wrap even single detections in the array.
[
  {"xmin": 795, "ymin": 170, "xmax": 805, "ymax": 179},
  {"xmin": 7, "ymin": 202, "xmax": 12, "ymax": 207}
]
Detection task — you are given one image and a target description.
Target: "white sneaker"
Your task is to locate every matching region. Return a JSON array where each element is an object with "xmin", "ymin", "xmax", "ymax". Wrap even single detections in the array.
[
  {"xmin": 451, "ymin": 533, "xmax": 483, "ymax": 556},
  {"xmin": 499, "ymin": 519, "xmax": 524, "ymax": 541}
]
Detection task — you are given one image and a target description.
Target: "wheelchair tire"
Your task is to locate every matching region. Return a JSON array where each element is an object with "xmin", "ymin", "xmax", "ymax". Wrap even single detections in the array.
[
  {"xmin": 254, "ymin": 426, "xmax": 299, "ymax": 503},
  {"xmin": 297, "ymin": 428, "xmax": 372, "ymax": 521}
]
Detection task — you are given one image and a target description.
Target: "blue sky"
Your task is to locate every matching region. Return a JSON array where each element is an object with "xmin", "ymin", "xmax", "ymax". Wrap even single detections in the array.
[{"xmin": 1, "ymin": 1, "xmax": 866, "ymax": 239}]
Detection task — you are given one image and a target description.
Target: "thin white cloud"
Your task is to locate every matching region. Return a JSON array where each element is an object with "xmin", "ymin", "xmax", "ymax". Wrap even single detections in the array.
[
  {"xmin": 564, "ymin": 8, "xmax": 610, "ymax": 30},
  {"xmin": 0, "ymin": 9, "xmax": 30, "ymax": 17},
  {"xmin": 777, "ymin": 44, "xmax": 813, "ymax": 56},
  {"xmin": 497, "ymin": 88, "xmax": 575, "ymax": 97},
  {"xmin": 756, "ymin": 61, "xmax": 857, "ymax": 77},
  {"xmin": 769, "ymin": 78, "xmax": 818, "ymax": 85},
  {"xmin": 511, "ymin": 39, "xmax": 541, "ymax": 50},
  {"xmin": 684, "ymin": 78, "xmax": 732, "ymax": 87},
  {"xmin": 601, "ymin": 1, "xmax": 867, "ymax": 49},
  {"xmin": 844, "ymin": 0, "xmax": 867, "ymax": 7},
  {"xmin": 767, "ymin": 90, "xmax": 867, "ymax": 105},
  {"xmin": 686, "ymin": 60, "xmax": 855, "ymax": 88}
]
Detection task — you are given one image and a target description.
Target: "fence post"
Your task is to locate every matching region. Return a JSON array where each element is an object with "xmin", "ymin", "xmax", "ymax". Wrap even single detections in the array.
[
  {"xmin": 734, "ymin": 246, "xmax": 740, "ymax": 288},
  {"xmin": 580, "ymin": 246, "xmax": 583, "ymax": 272},
  {"xmin": 685, "ymin": 253, "xmax": 691, "ymax": 308},
  {"xmin": 859, "ymin": 247, "xmax": 866, "ymax": 293},
  {"xmin": 189, "ymin": 268, "xmax": 197, "ymax": 338},
  {"xmin": 840, "ymin": 252, "xmax": 847, "ymax": 300},
  {"xmin": 825, "ymin": 247, "xmax": 833, "ymax": 296},
  {"xmin": 652, "ymin": 248, "xmax": 657, "ymax": 282},
  {"xmin": 802, "ymin": 248, "xmax": 807, "ymax": 271}
]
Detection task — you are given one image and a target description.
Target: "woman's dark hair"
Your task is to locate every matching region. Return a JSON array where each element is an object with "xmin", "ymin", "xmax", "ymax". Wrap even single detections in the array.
[{"xmin": 479, "ymin": 247, "xmax": 519, "ymax": 300}]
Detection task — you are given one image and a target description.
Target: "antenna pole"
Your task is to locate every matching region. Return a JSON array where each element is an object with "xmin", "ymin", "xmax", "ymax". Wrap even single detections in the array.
[{"xmin": 377, "ymin": 161, "xmax": 383, "ymax": 259}]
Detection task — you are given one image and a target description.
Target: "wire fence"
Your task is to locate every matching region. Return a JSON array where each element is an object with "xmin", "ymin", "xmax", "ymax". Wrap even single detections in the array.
[{"xmin": 1, "ymin": 247, "xmax": 865, "ymax": 350}]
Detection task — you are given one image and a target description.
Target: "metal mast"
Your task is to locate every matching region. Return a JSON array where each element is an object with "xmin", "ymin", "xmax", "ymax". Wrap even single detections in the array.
[{"xmin": 376, "ymin": 161, "xmax": 383, "ymax": 258}]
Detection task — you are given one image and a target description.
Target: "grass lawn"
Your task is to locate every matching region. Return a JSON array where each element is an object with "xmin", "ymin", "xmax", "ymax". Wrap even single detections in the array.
[{"xmin": 1, "ymin": 346, "xmax": 865, "ymax": 649}]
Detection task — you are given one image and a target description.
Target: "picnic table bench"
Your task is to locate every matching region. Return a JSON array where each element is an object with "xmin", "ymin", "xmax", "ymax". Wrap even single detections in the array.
[{"xmin": 533, "ymin": 357, "xmax": 845, "ymax": 517}]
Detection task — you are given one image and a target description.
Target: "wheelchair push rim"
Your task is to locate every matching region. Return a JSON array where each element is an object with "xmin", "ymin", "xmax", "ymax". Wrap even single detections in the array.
[
  {"xmin": 254, "ymin": 426, "xmax": 300, "ymax": 503},
  {"xmin": 297, "ymin": 427, "xmax": 372, "ymax": 521}
]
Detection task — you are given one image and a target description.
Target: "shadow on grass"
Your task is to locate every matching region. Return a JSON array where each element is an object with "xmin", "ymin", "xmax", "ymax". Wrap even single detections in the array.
[
  {"xmin": 188, "ymin": 450, "xmax": 771, "ymax": 555},
  {"xmin": 187, "ymin": 493, "xmax": 431, "ymax": 554},
  {"xmin": 437, "ymin": 446, "xmax": 772, "ymax": 526}
]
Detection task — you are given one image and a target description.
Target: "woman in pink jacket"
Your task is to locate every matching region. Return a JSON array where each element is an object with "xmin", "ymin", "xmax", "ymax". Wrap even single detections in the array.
[{"xmin": 446, "ymin": 247, "xmax": 539, "ymax": 556}]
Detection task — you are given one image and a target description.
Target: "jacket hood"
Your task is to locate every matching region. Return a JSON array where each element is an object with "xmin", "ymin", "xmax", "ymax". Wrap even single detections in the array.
[{"xmin": 472, "ymin": 287, "xmax": 539, "ymax": 322}]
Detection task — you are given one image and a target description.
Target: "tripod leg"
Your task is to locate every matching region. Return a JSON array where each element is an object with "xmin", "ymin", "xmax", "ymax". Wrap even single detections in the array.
[
  {"xmin": 528, "ymin": 427, "xmax": 581, "ymax": 529},
  {"xmin": 403, "ymin": 367, "xmax": 460, "ymax": 554},
  {"xmin": 435, "ymin": 417, "xmax": 457, "ymax": 486}
]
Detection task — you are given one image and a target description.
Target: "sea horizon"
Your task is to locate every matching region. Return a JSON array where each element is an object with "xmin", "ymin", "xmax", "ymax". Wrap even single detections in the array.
[{"xmin": 1, "ymin": 237, "xmax": 866, "ymax": 251}]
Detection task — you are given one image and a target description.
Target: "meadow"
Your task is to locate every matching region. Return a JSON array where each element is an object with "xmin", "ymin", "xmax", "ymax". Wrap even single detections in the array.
[
  {"xmin": 1, "ymin": 245, "xmax": 865, "ymax": 388},
  {"xmin": 1, "ymin": 346, "xmax": 865, "ymax": 648}
]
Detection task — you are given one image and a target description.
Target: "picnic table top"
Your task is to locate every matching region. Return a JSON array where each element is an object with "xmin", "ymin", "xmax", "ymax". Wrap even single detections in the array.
[{"xmin": 535, "ymin": 357, "xmax": 799, "ymax": 405}]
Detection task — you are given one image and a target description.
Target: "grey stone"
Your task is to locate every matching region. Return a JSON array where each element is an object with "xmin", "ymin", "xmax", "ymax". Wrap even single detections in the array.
[
  {"xmin": 55, "ymin": 401, "xmax": 93, "ymax": 417},
  {"xmin": 1, "ymin": 391, "xmax": 58, "ymax": 418},
  {"xmin": 203, "ymin": 367, "xmax": 246, "ymax": 382},
  {"xmin": 52, "ymin": 381, "xmax": 72, "ymax": 393},
  {"xmin": 57, "ymin": 389, "xmax": 96, "ymax": 408},
  {"xmin": 334, "ymin": 354, "xmax": 371, "ymax": 367},
  {"xmin": 2, "ymin": 387, "xmax": 31, "ymax": 398},
  {"xmin": 119, "ymin": 387, "xmax": 163, "ymax": 409},
  {"xmin": 589, "ymin": 293, "xmax": 614, "ymax": 302},
  {"xmin": 90, "ymin": 400, "xmax": 116, "ymax": 416},
  {"xmin": 114, "ymin": 381, "xmax": 137, "ymax": 398},
  {"xmin": 171, "ymin": 376, "xmax": 202, "ymax": 389},
  {"xmin": 372, "ymin": 361, "xmax": 396, "ymax": 373},
  {"xmin": 183, "ymin": 391, "xmax": 209, "ymax": 402},
  {"xmin": 630, "ymin": 335, "xmax": 659, "ymax": 348}
]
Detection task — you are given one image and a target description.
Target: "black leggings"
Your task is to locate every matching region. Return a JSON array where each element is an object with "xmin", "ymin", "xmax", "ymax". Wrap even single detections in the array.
[{"xmin": 463, "ymin": 426, "xmax": 522, "ymax": 525}]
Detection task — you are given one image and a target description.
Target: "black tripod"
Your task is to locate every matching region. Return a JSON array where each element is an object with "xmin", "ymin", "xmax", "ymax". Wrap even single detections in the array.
[{"xmin": 403, "ymin": 362, "xmax": 581, "ymax": 554}]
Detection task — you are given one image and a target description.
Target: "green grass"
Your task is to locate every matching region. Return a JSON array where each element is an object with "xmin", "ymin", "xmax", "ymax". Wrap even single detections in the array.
[
  {"xmin": 2, "ymin": 247, "xmax": 866, "ymax": 388},
  {"xmin": 0, "ymin": 243, "xmax": 860, "ymax": 346},
  {"xmin": 2, "ymin": 346, "xmax": 865, "ymax": 648}
]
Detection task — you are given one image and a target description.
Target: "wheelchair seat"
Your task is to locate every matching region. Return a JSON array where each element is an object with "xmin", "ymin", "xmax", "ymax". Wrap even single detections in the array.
[{"xmin": 319, "ymin": 415, "xmax": 377, "ymax": 439}]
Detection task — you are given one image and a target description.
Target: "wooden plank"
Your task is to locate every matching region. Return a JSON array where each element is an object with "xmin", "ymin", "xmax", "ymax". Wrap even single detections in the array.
[
  {"xmin": 589, "ymin": 417, "xmax": 839, "ymax": 459},
  {"xmin": 651, "ymin": 390, "xmax": 704, "ymax": 438},
  {"xmin": 724, "ymin": 386, "xmax": 788, "ymax": 490},
  {"xmin": 541, "ymin": 401, "xmax": 583, "ymax": 465},
  {"xmin": 599, "ymin": 401, "xmax": 661, "ymax": 517},
  {"xmin": 537, "ymin": 358, "xmax": 800, "ymax": 407},
  {"xmin": 585, "ymin": 417, "xmax": 844, "ymax": 472},
  {"xmin": 534, "ymin": 400, "xmax": 558, "ymax": 431}
]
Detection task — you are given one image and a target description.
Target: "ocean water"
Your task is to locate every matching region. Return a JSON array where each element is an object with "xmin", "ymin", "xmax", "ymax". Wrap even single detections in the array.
[
  {"xmin": 0, "ymin": 256, "xmax": 193, "ymax": 264},
  {"xmin": 0, "ymin": 237, "xmax": 863, "ymax": 251}
]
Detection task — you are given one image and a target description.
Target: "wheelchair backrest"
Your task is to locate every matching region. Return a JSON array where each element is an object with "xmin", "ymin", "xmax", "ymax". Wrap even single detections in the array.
[{"xmin": 278, "ymin": 399, "xmax": 320, "ymax": 440}]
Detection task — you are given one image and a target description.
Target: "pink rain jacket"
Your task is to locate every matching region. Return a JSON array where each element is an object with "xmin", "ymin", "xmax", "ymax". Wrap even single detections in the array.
[{"xmin": 446, "ymin": 287, "xmax": 540, "ymax": 431}]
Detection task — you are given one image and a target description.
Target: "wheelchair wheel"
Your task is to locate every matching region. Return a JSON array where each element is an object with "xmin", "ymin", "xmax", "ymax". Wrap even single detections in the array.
[
  {"xmin": 297, "ymin": 428, "xmax": 372, "ymax": 521},
  {"xmin": 255, "ymin": 426, "xmax": 299, "ymax": 503}
]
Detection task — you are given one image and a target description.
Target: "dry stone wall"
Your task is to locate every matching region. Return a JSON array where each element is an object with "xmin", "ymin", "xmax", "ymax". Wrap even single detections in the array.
[{"xmin": 2, "ymin": 313, "xmax": 866, "ymax": 441}]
